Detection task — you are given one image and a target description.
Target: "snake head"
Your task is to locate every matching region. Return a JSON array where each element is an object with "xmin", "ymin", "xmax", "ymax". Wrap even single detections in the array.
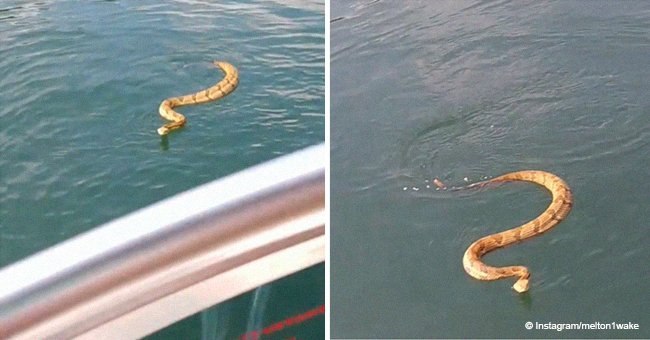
[{"xmin": 512, "ymin": 275, "xmax": 530, "ymax": 293}]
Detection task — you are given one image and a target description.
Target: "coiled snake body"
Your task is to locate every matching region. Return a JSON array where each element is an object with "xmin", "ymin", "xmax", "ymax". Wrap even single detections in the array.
[
  {"xmin": 437, "ymin": 170, "xmax": 573, "ymax": 293},
  {"xmin": 157, "ymin": 61, "xmax": 238, "ymax": 135}
]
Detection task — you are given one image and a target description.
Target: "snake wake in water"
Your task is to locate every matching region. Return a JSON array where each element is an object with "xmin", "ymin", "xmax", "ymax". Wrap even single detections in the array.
[
  {"xmin": 435, "ymin": 170, "xmax": 573, "ymax": 293},
  {"xmin": 157, "ymin": 61, "xmax": 239, "ymax": 135}
]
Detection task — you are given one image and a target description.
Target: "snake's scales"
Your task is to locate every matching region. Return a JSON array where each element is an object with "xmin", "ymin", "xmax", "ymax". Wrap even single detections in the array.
[
  {"xmin": 439, "ymin": 170, "xmax": 573, "ymax": 293},
  {"xmin": 157, "ymin": 61, "xmax": 238, "ymax": 135}
]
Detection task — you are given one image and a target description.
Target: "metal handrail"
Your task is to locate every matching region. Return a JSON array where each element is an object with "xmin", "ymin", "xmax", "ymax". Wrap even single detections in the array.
[{"xmin": 0, "ymin": 144, "xmax": 325, "ymax": 339}]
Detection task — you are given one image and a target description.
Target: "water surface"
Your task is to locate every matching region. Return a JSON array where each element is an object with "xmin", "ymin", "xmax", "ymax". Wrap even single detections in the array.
[
  {"xmin": 331, "ymin": 1, "xmax": 649, "ymax": 338},
  {"xmin": 0, "ymin": 0, "xmax": 324, "ymax": 338}
]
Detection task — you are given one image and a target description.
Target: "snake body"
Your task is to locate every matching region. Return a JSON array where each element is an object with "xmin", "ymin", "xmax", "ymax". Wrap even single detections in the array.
[
  {"xmin": 443, "ymin": 170, "xmax": 573, "ymax": 293},
  {"xmin": 157, "ymin": 61, "xmax": 238, "ymax": 135}
]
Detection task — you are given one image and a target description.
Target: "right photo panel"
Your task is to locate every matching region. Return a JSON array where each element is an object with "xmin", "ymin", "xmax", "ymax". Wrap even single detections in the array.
[{"xmin": 330, "ymin": 1, "xmax": 649, "ymax": 338}]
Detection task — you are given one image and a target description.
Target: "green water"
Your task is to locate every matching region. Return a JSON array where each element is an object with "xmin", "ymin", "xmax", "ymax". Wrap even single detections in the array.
[
  {"xmin": 154, "ymin": 265, "xmax": 325, "ymax": 340},
  {"xmin": 0, "ymin": 0, "xmax": 324, "ymax": 338},
  {"xmin": 331, "ymin": 1, "xmax": 649, "ymax": 338}
]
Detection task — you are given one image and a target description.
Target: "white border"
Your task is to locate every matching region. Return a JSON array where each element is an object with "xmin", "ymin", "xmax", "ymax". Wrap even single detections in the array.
[{"xmin": 324, "ymin": 0, "xmax": 331, "ymax": 338}]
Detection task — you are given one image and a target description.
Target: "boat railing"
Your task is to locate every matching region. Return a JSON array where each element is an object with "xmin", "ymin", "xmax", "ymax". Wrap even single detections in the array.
[{"xmin": 0, "ymin": 143, "xmax": 325, "ymax": 339}]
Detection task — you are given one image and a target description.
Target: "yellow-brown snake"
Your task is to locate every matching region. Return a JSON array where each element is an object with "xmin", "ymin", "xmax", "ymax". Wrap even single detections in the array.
[
  {"xmin": 436, "ymin": 170, "xmax": 573, "ymax": 293},
  {"xmin": 157, "ymin": 61, "xmax": 238, "ymax": 135}
]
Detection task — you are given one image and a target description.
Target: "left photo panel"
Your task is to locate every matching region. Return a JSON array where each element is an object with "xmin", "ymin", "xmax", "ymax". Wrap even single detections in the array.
[{"xmin": 0, "ymin": 1, "xmax": 325, "ymax": 339}]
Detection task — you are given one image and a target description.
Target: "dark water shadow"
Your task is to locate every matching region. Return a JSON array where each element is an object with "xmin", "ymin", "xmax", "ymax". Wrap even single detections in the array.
[
  {"xmin": 517, "ymin": 291, "xmax": 533, "ymax": 310},
  {"xmin": 159, "ymin": 135, "xmax": 169, "ymax": 151}
]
